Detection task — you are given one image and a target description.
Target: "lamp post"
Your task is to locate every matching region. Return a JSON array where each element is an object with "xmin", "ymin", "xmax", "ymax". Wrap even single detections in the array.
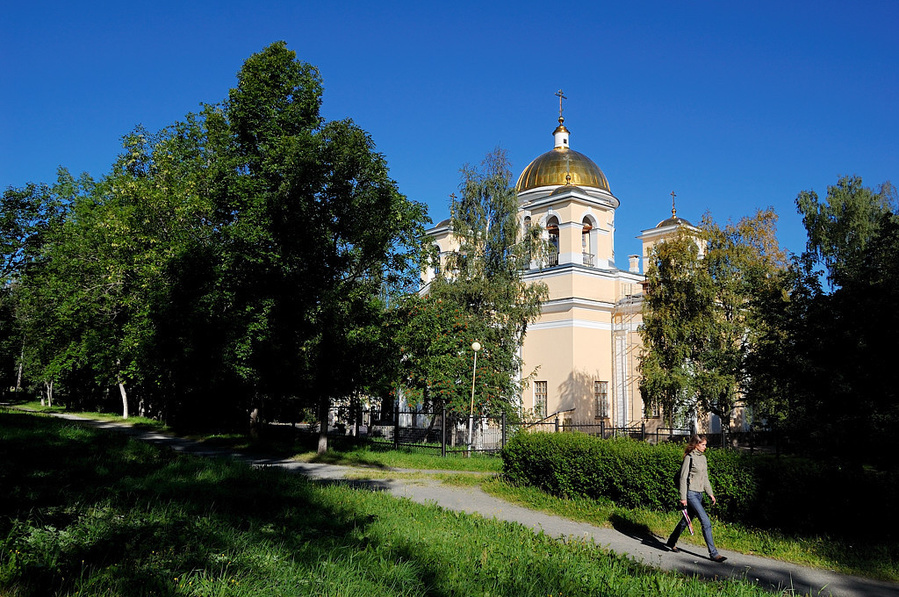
[{"xmin": 467, "ymin": 341, "xmax": 481, "ymax": 456}]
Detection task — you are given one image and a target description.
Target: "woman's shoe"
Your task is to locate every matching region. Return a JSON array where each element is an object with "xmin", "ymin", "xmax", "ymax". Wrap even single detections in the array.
[
  {"xmin": 710, "ymin": 554, "xmax": 727, "ymax": 563},
  {"xmin": 667, "ymin": 544, "xmax": 679, "ymax": 553}
]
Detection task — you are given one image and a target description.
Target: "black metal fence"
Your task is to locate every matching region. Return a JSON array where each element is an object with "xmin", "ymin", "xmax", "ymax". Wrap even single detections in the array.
[
  {"xmin": 305, "ymin": 407, "xmax": 783, "ymax": 457},
  {"xmin": 315, "ymin": 407, "xmax": 509, "ymax": 457},
  {"xmin": 526, "ymin": 418, "xmax": 692, "ymax": 445}
]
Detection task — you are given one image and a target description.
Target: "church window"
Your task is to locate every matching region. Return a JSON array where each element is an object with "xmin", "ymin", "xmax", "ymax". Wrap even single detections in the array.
[
  {"xmin": 523, "ymin": 216, "xmax": 533, "ymax": 265},
  {"xmin": 534, "ymin": 381, "xmax": 547, "ymax": 418},
  {"xmin": 582, "ymin": 218, "xmax": 594, "ymax": 266},
  {"xmin": 594, "ymin": 381, "xmax": 609, "ymax": 418},
  {"xmin": 546, "ymin": 217, "xmax": 560, "ymax": 266},
  {"xmin": 432, "ymin": 244, "xmax": 442, "ymax": 276}
]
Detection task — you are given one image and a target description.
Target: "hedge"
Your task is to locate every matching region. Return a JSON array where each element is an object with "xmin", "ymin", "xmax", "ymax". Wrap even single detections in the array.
[{"xmin": 501, "ymin": 431, "xmax": 898, "ymax": 539}]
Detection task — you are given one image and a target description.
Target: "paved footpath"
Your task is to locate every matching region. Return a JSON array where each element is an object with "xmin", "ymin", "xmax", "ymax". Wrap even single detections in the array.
[{"xmin": 49, "ymin": 413, "xmax": 899, "ymax": 597}]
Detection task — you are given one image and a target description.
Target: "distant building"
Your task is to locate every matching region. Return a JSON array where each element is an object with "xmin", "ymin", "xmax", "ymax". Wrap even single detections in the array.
[{"xmin": 425, "ymin": 109, "xmax": 705, "ymax": 431}]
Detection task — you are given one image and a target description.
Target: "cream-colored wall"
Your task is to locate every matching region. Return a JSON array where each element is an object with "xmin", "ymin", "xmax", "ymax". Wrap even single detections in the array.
[
  {"xmin": 515, "ymin": 186, "xmax": 649, "ymax": 426},
  {"xmin": 424, "ymin": 184, "xmax": 655, "ymax": 429},
  {"xmin": 520, "ymin": 271, "xmax": 644, "ymax": 425},
  {"xmin": 522, "ymin": 315, "xmax": 614, "ymax": 421}
]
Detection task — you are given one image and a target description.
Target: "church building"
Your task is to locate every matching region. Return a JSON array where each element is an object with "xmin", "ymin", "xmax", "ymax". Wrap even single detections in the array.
[{"xmin": 424, "ymin": 101, "xmax": 692, "ymax": 431}]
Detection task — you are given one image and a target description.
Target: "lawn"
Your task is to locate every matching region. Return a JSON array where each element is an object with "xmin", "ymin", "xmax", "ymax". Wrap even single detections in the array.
[
  {"xmin": 7, "ymin": 404, "xmax": 897, "ymax": 585},
  {"xmin": 479, "ymin": 478, "xmax": 899, "ymax": 583},
  {"xmin": 1, "ymin": 409, "xmax": 786, "ymax": 596}
]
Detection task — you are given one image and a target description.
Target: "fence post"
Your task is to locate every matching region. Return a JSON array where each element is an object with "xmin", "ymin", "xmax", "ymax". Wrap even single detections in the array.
[
  {"xmin": 641, "ymin": 422, "xmax": 645, "ymax": 441},
  {"xmin": 501, "ymin": 411, "xmax": 506, "ymax": 450},
  {"xmin": 600, "ymin": 420, "xmax": 605, "ymax": 439},
  {"xmin": 554, "ymin": 416, "xmax": 560, "ymax": 433},
  {"xmin": 394, "ymin": 407, "xmax": 400, "ymax": 450},
  {"xmin": 441, "ymin": 405, "xmax": 447, "ymax": 458}
]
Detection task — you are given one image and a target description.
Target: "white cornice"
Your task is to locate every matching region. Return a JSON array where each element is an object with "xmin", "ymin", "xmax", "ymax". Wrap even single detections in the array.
[
  {"xmin": 520, "ymin": 185, "xmax": 620, "ymax": 210},
  {"xmin": 529, "ymin": 315, "xmax": 642, "ymax": 333},
  {"xmin": 523, "ymin": 265, "xmax": 644, "ymax": 284},
  {"xmin": 540, "ymin": 296, "xmax": 616, "ymax": 313}
]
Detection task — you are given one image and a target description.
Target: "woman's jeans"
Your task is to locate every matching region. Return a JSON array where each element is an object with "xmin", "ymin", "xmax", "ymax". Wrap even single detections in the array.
[{"xmin": 667, "ymin": 490, "xmax": 719, "ymax": 557}]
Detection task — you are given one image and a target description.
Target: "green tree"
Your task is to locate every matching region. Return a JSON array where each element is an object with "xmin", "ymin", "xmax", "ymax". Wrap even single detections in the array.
[
  {"xmin": 796, "ymin": 175, "xmax": 897, "ymax": 288},
  {"xmin": 17, "ymin": 117, "xmax": 222, "ymax": 419},
  {"xmin": 1, "ymin": 180, "xmax": 67, "ymax": 395},
  {"xmin": 426, "ymin": 149, "xmax": 547, "ymax": 418},
  {"xmin": 11, "ymin": 43, "xmax": 428, "ymax": 437},
  {"xmin": 211, "ymin": 42, "xmax": 428, "ymax": 449},
  {"xmin": 640, "ymin": 210, "xmax": 788, "ymax": 429},
  {"xmin": 698, "ymin": 209, "xmax": 788, "ymax": 427},
  {"xmin": 639, "ymin": 231, "xmax": 710, "ymax": 427},
  {"xmin": 774, "ymin": 176, "xmax": 899, "ymax": 465},
  {"xmin": 392, "ymin": 294, "xmax": 473, "ymax": 410}
]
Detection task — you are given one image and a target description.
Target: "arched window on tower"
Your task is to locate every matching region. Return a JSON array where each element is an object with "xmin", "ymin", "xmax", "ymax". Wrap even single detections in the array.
[
  {"xmin": 582, "ymin": 217, "xmax": 594, "ymax": 267},
  {"xmin": 432, "ymin": 243, "xmax": 442, "ymax": 277},
  {"xmin": 546, "ymin": 216, "xmax": 560, "ymax": 267},
  {"xmin": 523, "ymin": 216, "xmax": 533, "ymax": 267}
]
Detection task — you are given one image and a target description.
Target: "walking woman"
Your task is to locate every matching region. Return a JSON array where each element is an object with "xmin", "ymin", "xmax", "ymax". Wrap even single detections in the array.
[{"xmin": 667, "ymin": 434, "xmax": 727, "ymax": 562}]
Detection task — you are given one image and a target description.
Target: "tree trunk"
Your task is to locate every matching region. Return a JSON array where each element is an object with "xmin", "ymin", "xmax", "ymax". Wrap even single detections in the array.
[
  {"xmin": 42, "ymin": 380, "xmax": 53, "ymax": 407},
  {"xmin": 449, "ymin": 412, "xmax": 457, "ymax": 448},
  {"xmin": 250, "ymin": 407, "xmax": 261, "ymax": 440},
  {"xmin": 317, "ymin": 397, "xmax": 329, "ymax": 454},
  {"xmin": 425, "ymin": 409, "xmax": 438, "ymax": 438},
  {"xmin": 119, "ymin": 382, "xmax": 129, "ymax": 419},
  {"xmin": 15, "ymin": 344, "xmax": 24, "ymax": 393}
]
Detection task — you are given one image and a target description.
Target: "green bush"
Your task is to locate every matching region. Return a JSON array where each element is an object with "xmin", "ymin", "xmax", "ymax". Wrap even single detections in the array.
[
  {"xmin": 501, "ymin": 432, "xmax": 682, "ymax": 510},
  {"xmin": 501, "ymin": 431, "xmax": 898, "ymax": 539}
]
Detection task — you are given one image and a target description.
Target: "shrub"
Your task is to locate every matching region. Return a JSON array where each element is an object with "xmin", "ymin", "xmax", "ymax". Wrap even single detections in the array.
[
  {"xmin": 501, "ymin": 431, "xmax": 898, "ymax": 539},
  {"xmin": 501, "ymin": 432, "xmax": 683, "ymax": 510}
]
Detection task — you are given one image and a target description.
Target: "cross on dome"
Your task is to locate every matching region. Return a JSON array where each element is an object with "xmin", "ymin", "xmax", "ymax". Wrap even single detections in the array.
[{"xmin": 555, "ymin": 89, "xmax": 567, "ymax": 123}]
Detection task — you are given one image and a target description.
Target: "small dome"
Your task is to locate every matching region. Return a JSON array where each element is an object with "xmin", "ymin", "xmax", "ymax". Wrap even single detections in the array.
[{"xmin": 656, "ymin": 215, "xmax": 693, "ymax": 228}]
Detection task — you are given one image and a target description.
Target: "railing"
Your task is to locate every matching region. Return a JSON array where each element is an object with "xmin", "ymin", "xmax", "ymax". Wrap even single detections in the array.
[
  {"xmin": 546, "ymin": 251, "xmax": 559, "ymax": 267},
  {"xmin": 582, "ymin": 252, "xmax": 594, "ymax": 266},
  {"xmin": 316, "ymin": 407, "xmax": 508, "ymax": 457},
  {"xmin": 293, "ymin": 407, "xmax": 783, "ymax": 456}
]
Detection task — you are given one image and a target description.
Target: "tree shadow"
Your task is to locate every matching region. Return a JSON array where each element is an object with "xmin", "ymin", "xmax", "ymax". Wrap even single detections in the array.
[
  {"xmin": 2, "ymin": 411, "xmax": 576, "ymax": 596},
  {"xmin": 0, "ymin": 412, "xmax": 421, "ymax": 595}
]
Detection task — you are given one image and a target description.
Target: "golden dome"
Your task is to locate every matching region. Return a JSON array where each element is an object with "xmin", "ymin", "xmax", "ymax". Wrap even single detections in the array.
[
  {"xmin": 516, "ymin": 148, "xmax": 610, "ymax": 193},
  {"xmin": 515, "ymin": 121, "xmax": 610, "ymax": 193}
]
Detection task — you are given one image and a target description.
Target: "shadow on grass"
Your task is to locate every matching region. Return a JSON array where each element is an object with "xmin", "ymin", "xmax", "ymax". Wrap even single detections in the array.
[
  {"xmin": 306, "ymin": 451, "xmax": 391, "ymax": 469},
  {"xmin": 0, "ymin": 412, "xmax": 427, "ymax": 596}
]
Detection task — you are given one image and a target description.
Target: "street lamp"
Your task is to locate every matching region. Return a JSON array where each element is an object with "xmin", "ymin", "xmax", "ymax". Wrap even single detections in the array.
[{"xmin": 467, "ymin": 341, "xmax": 481, "ymax": 456}]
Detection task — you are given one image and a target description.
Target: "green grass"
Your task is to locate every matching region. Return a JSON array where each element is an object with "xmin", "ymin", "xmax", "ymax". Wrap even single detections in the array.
[
  {"xmin": 181, "ymin": 426, "xmax": 504, "ymax": 473},
  {"xmin": 297, "ymin": 444, "xmax": 503, "ymax": 472},
  {"xmin": 6, "ymin": 405, "xmax": 896, "ymax": 585},
  {"xmin": 10, "ymin": 400, "xmax": 168, "ymax": 430},
  {"xmin": 481, "ymin": 478, "xmax": 899, "ymax": 583},
  {"xmin": 0, "ymin": 409, "xmax": 784, "ymax": 597}
]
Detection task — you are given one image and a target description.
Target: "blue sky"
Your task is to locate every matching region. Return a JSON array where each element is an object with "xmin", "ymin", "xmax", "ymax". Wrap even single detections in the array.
[{"xmin": 2, "ymin": 1, "xmax": 897, "ymax": 262}]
